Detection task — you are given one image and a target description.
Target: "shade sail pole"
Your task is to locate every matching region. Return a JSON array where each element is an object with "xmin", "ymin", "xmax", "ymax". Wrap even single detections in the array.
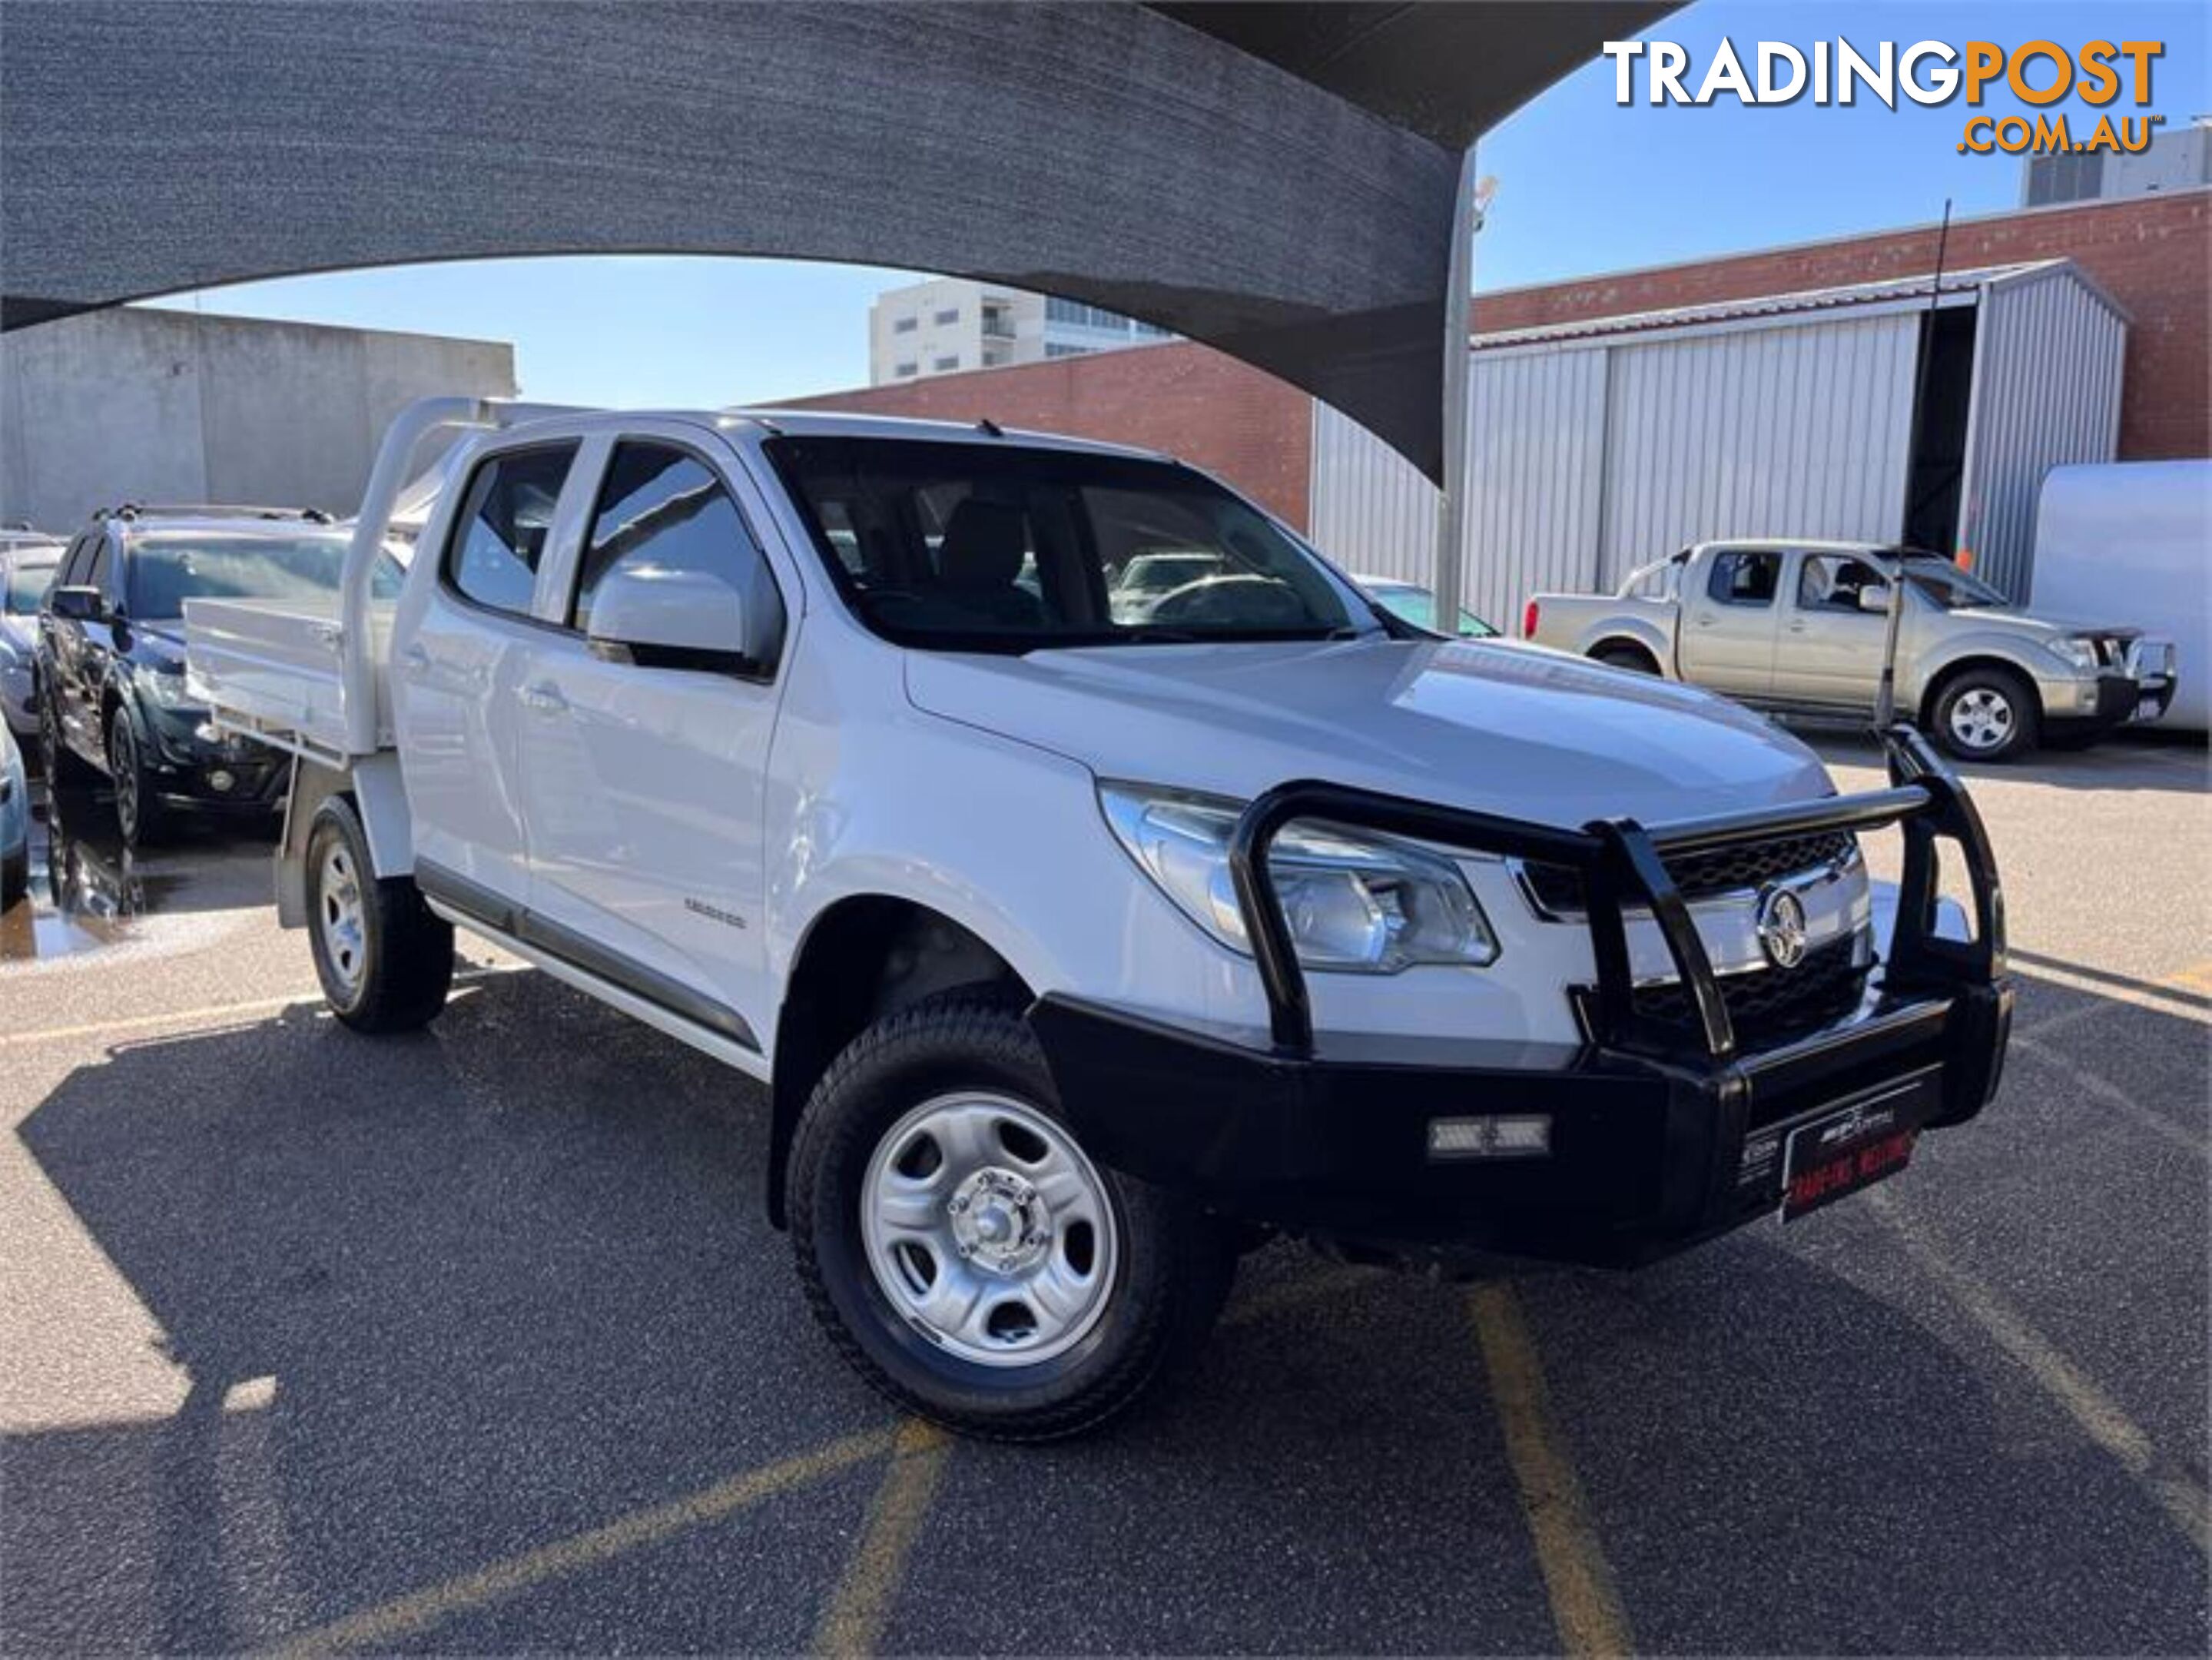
[{"xmin": 1432, "ymin": 145, "xmax": 1478, "ymax": 635}]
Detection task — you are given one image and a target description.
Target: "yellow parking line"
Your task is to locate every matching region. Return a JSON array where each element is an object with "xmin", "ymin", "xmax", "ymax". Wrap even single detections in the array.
[
  {"xmin": 267, "ymin": 1427, "xmax": 896, "ymax": 1655},
  {"xmin": 1470, "ymin": 1284, "xmax": 1633, "ymax": 1659},
  {"xmin": 811, "ymin": 1418, "xmax": 953, "ymax": 1658},
  {"xmin": 0, "ymin": 967, "xmax": 517, "ymax": 1051},
  {"xmin": 0, "ymin": 991, "xmax": 321, "ymax": 1050},
  {"xmin": 1869, "ymin": 1190, "xmax": 2209, "ymax": 1555}
]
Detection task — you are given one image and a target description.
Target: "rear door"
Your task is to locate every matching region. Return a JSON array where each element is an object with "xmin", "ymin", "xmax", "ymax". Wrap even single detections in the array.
[
  {"xmin": 509, "ymin": 426, "xmax": 793, "ymax": 1048},
  {"xmin": 1779, "ymin": 551, "xmax": 1893, "ymax": 709},
  {"xmin": 395, "ymin": 440, "xmax": 585, "ymax": 916},
  {"xmin": 1676, "ymin": 547, "xmax": 1783, "ymax": 697}
]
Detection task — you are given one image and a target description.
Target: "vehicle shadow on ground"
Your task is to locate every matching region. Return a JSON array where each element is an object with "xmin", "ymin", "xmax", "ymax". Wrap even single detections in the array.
[{"xmin": 7, "ymin": 971, "xmax": 2205, "ymax": 1652}]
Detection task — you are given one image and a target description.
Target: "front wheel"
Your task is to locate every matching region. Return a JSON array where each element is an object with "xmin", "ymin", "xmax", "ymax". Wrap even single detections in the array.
[
  {"xmin": 108, "ymin": 708, "xmax": 170, "ymax": 848},
  {"xmin": 790, "ymin": 994, "xmax": 1235, "ymax": 1441},
  {"xmin": 1932, "ymin": 668, "xmax": 2038, "ymax": 763},
  {"xmin": 307, "ymin": 795, "xmax": 454, "ymax": 1033},
  {"xmin": 2, "ymin": 845, "xmax": 26, "ymax": 909}
]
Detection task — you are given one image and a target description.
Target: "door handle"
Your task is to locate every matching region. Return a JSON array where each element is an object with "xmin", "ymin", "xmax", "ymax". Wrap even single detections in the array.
[
  {"xmin": 1787, "ymin": 622, "xmax": 1808, "ymax": 634},
  {"xmin": 520, "ymin": 681, "xmax": 569, "ymax": 715}
]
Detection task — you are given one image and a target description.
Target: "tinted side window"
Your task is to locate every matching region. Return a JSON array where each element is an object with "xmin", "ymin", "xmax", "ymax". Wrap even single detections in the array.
[
  {"xmin": 1707, "ymin": 550, "xmax": 1779, "ymax": 607},
  {"xmin": 573, "ymin": 444, "xmax": 785, "ymax": 667},
  {"xmin": 55, "ymin": 536, "xmax": 92, "ymax": 589},
  {"xmin": 87, "ymin": 536, "xmax": 116, "ymax": 598},
  {"xmin": 446, "ymin": 445, "xmax": 578, "ymax": 618}
]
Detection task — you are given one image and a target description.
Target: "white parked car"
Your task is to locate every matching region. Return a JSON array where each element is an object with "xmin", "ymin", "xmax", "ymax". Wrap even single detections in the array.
[
  {"xmin": 188, "ymin": 401, "xmax": 2011, "ymax": 1440},
  {"xmin": 1, "ymin": 530, "xmax": 65, "ymax": 739},
  {"xmin": 2, "ymin": 724, "xmax": 29, "ymax": 908}
]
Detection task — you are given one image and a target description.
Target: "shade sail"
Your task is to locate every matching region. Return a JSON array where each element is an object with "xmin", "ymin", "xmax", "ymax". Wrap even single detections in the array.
[{"xmin": 0, "ymin": 1, "xmax": 1667, "ymax": 481}]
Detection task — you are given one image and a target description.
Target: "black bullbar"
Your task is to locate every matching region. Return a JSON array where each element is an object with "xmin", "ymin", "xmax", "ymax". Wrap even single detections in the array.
[{"xmin": 1026, "ymin": 725, "xmax": 2012, "ymax": 1270}]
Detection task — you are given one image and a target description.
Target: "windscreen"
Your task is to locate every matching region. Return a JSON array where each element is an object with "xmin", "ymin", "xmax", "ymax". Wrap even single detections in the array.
[
  {"xmin": 766, "ymin": 437, "xmax": 1371, "ymax": 650},
  {"xmin": 1902, "ymin": 558, "xmax": 2009, "ymax": 610},
  {"xmin": 5, "ymin": 558, "xmax": 58, "ymax": 614},
  {"xmin": 125, "ymin": 533, "xmax": 402, "ymax": 619}
]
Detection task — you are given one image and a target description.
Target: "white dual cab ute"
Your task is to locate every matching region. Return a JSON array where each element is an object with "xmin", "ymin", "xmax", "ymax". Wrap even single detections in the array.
[{"xmin": 187, "ymin": 400, "xmax": 2012, "ymax": 1440}]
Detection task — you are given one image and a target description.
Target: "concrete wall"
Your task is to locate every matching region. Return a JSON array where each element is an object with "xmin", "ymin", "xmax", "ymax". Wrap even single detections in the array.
[{"xmin": 0, "ymin": 308, "xmax": 515, "ymax": 533}]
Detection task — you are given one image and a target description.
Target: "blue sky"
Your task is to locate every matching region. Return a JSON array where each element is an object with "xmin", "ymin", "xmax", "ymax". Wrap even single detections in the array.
[{"xmin": 149, "ymin": 1, "xmax": 2206, "ymax": 407}]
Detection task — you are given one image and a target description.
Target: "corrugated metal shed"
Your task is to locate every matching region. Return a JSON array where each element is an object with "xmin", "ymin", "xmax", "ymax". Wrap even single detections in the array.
[
  {"xmin": 1307, "ymin": 258, "xmax": 2126, "ymax": 624},
  {"xmin": 1958, "ymin": 264, "xmax": 2129, "ymax": 599}
]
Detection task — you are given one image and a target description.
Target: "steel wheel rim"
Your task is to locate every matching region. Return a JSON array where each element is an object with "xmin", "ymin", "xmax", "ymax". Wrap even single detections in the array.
[
  {"xmin": 109, "ymin": 722, "xmax": 138, "ymax": 834},
  {"xmin": 861, "ymin": 1091, "xmax": 1119, "ymax": 1368},
  {"xmin": 317, "ymin": 843, "xmax": 368, "ymax": 995},
  {"xmin": 1948, "ymin": 687, "xmax": 2015, "ymax": 752}
]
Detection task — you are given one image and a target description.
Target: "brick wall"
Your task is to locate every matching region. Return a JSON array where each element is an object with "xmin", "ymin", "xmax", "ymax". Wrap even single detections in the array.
[
  {"xmin": 780, "ymin": 341, "xmax": 1316, "ymax": 529},
  {"xmin": 1473, "ymin": 191, "xmax": 2210, "ymax": 463},
  {"xmin": 788, "ymin": 191, "xmax": 2206, "ymax": 526}
]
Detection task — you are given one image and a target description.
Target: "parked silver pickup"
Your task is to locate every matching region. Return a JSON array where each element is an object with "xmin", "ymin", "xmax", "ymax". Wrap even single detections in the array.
[{"xmin": 1524, "ymin": 540, "xmax": 2177, "ymax": 762}]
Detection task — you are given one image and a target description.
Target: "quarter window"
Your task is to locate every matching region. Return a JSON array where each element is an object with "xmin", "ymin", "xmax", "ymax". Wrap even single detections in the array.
[
  {"xmin": 1707, "ymin": 550, "xmax": 1780, "ymax": 608},
  {"xmin": 572, "ymin": 443, "xmax": 784, "ymax": 670},
  {"xmin": 445, "ymin": 444, "xmax": 578, "ymax": 618}
]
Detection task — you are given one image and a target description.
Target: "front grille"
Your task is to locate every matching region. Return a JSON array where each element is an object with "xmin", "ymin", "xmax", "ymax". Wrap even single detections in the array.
[
  {"xmin": 1630, "ymin": 934, "xmax": 1869, "ymax": 1047},
  {"xmin": 1522, "ymin": 828, "xmax": 1859, "ymax": 915}
]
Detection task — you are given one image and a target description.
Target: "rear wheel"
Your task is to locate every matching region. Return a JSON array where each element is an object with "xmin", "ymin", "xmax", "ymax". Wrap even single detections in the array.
[
  {"xmin": 1592, "ymin": 642, "xmax": 1657, "ymax": 674},
  {"xmin": 791, "ymin": 994, "xmax": 1235, "ymax": 1441},
  {"xmin": 1932, "ymin": 667, "xmax": 2038, "ymax": 763},
  {"xmin": 307, "ymin": 795, "xmax": 454, "ymax": 1033},
  {"xmin": 108, "ymin": 709, "xmax": 169, "ymax": 848}
]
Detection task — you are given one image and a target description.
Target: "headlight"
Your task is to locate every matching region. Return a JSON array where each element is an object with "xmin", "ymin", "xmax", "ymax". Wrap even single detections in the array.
[
  {"xmin": 135, "ymin": 662, "xmax": 199, "ymax": 710},
  {"xmin": 2049, "ymin": 636, "xmax": 2100, "ymax": 674},
  {"xmin": 1099, "ymin": 782, "xmax": 1498, "ymax": 973}
]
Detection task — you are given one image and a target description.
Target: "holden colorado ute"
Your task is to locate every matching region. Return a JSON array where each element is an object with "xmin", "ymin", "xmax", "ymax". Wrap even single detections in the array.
[
  {"xmin": 186, "ymin": 401, "xmax": 2011, "ymax": 1440},
  {"xmin": 1524, "ymin": 540, "xmax": 2176, "ymax": 763}
]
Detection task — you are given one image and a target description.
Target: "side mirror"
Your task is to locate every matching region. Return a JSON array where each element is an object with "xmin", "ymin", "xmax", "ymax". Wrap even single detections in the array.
[
  {"xmin": 585, "ymin": 566, "xmax": 753, "ymax": 673},
  {"xmin": 47, "ymin": 585, "xmax": 104, "ymax": 623},
  {"xmin": 1855, "ymin": 586, "xmax": 1892, "ymax": 616}
]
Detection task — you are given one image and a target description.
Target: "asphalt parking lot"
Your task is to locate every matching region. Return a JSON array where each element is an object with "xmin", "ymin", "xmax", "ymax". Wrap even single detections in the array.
[{"xmin": 2, "ymin": 732, "xmax": 2206, "ymax": 1656}]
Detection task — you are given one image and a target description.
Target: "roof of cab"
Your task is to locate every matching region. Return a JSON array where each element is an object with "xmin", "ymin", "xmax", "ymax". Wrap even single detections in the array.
[{"xmin": 724, "ymin": 407, "xmax": 1175, "ymax": 463}]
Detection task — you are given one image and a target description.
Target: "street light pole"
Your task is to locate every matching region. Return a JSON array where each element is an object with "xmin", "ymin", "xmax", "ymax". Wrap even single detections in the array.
[
  {"xmin": 1431, "ymin": 147, "xmax": 1481, "ymax": 636},
  {"xmin": 1878, "ymin": 199, "xmax": 1952, "ymax": 729}
]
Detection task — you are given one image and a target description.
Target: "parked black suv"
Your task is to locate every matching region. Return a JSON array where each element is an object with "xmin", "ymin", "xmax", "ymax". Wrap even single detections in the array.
[{"xmin": 37, "ymin": 506, "xmax": 399, "ymax": 844}]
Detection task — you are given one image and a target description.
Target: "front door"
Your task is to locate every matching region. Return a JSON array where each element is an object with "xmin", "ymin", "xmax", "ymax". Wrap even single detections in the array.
[
  {"xmin": 1677, "ymin": 547, "xmax": 1783, "ymax": 696},
  {"xmin": 512, "ymin": 430, "xmax": 792, "ymax": 1050},
  {"xmin": 1778, "ymin": 551, "xmax": 1895, "ymax": 709}
]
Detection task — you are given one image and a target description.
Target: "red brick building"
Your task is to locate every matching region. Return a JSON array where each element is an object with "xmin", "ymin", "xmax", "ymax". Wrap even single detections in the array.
[{"xmin": 788, "ymin": 190, "xmax": 2210, "ymax": 530}]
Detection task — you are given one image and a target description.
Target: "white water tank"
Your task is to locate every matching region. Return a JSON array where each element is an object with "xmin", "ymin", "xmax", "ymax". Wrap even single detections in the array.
[{"xmin": 2031, "ymin": 460, "xmax": 2211, "ymax": 731}]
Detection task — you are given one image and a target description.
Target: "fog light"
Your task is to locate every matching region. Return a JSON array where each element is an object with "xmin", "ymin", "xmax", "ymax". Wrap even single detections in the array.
[
  {"xmin": 207, "ymin": 769, "xmax": 237, "ymax": 793},
  {"xmin": 1428, "ymin": 1114, "xmax": 1550, "ymax": 1160}
]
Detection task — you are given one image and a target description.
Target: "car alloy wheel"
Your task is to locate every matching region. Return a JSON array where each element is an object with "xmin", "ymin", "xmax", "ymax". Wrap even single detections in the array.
[
  {"xmin": 859, "ymin": 1090, "xmax": 1119, "ymax": 1367},
  {"xmin": 1946, "ymin": 686, "xmax": 2015, "ymax": 753},
  {"xmin": 108, "ymin": 718, "xmax": 141, "ymax": 839}
]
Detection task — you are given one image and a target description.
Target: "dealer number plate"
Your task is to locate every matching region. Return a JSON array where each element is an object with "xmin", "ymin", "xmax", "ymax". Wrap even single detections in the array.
[{"xmin": 1781, "ymin": 1082, "xmax": 1924, "ymax": 1222}]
